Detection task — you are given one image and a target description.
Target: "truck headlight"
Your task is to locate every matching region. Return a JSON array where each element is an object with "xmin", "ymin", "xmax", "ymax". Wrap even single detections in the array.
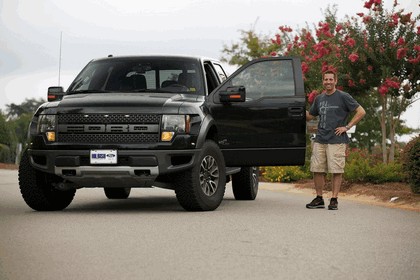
[
  {"xmin": 37, "ymin": 115, "xmax": 56, "ymax": 141},
  {"xmin": 161, "ymin": 115, "xmax": 190, "ymax": 142}
]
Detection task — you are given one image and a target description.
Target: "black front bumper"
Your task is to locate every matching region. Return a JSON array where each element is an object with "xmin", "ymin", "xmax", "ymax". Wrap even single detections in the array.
[{"xmin": 28, "ymin": 148, "xmax": 200, "ymax": 188}]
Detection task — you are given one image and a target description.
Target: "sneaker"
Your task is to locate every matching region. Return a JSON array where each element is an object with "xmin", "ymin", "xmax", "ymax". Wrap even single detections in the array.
[
  {"xmin": 306, "ymin": 196, "xmax": 325, "ymax": 209},
  {"xmin": 328, "ymin": 198, "xmax": 338, "ymax": 210}
]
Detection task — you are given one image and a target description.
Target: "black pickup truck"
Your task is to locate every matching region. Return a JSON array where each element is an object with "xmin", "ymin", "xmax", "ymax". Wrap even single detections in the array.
[{"xmin": 18, "ymin": 55, "xmax": 306, "ymax": 211}]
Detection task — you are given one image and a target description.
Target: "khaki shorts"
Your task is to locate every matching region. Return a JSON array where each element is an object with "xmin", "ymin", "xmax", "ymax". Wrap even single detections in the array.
[{"xmin": 310, "ymin": 142, "xmax": 347, "ymax": 174}]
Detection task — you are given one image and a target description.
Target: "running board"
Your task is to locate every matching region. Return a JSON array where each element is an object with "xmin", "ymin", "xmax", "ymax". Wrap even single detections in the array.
[{"xmin": 226, "ymin": 167, "xmax": 241, "ymax": 176}]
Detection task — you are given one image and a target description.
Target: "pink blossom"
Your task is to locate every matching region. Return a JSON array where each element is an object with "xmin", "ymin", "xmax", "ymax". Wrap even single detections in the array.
[
  {"xmin": 400, "ymin": 13, "xmax": 412, "ymax": 24},
  {"xmin": 397, "ymin": 48, "xmax": 407, "ymax": 59},
  {"xmin": 279, "ymin": 26, "xmax": 293, "ymax": 33},
  {"xmin": 307, "ymin": 90, "xmax": 319, "ymax": 104},
  {"xmin": 357, "ymin": 13, "xmax": 364, "ymax": 17},
  {"xmin": 364, "ymin": 0, "xmax": 374, "ymax": 9},
  {"xmin": 368, "ymin": 65, "xmax": 373, "ymax": 71},
  {"xmin": 391, "ymin": 14, "xmax": 399, "ymax": 25},
  {"xmin": 397, "ymin": 37, "xmax": 405, "ymax": 46},
  {"xmin": 363, "ymin": 16, "xmax": 372, "ymax": 23},
  {"xmin": 378, "ymin": 85, "xmax": 389, "ymax": 96},
  {"xmin": 360, "ymin": 79, "xmax": 366, "ymax": 85},
  {"xmin": 408, "ymin": 57, "xmax": 420, "ymax": 64},
  {"xmin": 270, "ymin": 51, "xmax": 277, "ymax": 57},
  {"xmin": 417, "ymin": 26, "xmax": 420, "ymax": 35},
  {"xmin": 348, "ymin": 80, "xmax": 356, "ymax": 87},
  {"xmin": 349, "ymin": 53, "xmax": 359, "ymax": 62},
  {"xmin": 345, "ymin": 38, "xmax": 356, "ymax": 47},
  {"xmin": 384, "ymin": 78, "xmax": 400, "ymax": 89},
  {"xmin": 301, "ymin": 62, "xmax": 309, "ymax": 74},
  {"xmin": 316, "ymin": 22, "xmax": 333, "ymax": 38},
  {"xmin": 335, "ymin": 24, "xmax": 343, "ymax": 33},
  {"xmin": 271, "ymin": 34, "xmax": 282, "ymax": 45},
  {"xmin": 414, "ymin": 45, "xmax": 420, "ymax": 52}
]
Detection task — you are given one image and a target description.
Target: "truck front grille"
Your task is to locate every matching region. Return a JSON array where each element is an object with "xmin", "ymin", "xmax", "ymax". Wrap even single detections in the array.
[
  {"xmin": 58, "ymin": 114, "xmax": 160, "ymax": 124},
  {"xmin": 57, "ymin": 114, "xmax": 161, "ymax": 144},
  {"xmin": 58, "ymin": 134, "xmax": 159, "ymax": 144}
]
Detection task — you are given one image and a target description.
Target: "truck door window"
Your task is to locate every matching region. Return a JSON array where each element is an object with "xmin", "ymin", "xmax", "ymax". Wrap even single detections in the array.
[
  {"xmin": 213, "ymin": 63, "xmax": 227, "ymax": 82},
  {"xmin": 204, "ymin": 63, "xmax": 219, "ymax": 94},
  {"xmin": 229, "ymin": 60, "xmax": 295, "ymax": 100}
]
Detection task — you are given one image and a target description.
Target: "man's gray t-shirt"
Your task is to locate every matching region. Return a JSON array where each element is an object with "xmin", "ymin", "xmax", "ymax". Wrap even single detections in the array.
[{"xmin": 309, "ymin": 90, "xmax": 360, "ymax": 144}]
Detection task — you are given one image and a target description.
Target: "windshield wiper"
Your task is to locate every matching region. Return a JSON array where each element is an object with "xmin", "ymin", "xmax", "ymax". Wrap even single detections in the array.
[{"xmin": 68, "ymin": 90, "xmax": 114, "ymax": 94}]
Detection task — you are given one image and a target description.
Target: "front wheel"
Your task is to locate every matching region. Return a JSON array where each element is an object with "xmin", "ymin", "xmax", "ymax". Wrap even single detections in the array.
[
  {"xmin": 232, "ymin": 167, "xmax": 259, "ymax": 200},
  {"xmin": 104, "ymin": 188, "xmax": 131, "ymax": 199},
  {"xmin": 18, "ymin": 151, "xmax": 76, "ymax": 211},
  {"xmin": 175, "ymin": 140, "xmax": 226, "ymax": 211}
]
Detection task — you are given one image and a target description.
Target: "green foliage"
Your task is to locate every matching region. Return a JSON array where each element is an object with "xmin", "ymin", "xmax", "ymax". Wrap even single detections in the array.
[
  {"xmin": 0, "ymin": 144, "xmax": 12, "ymax": 163},
  {"xmin": 6, "ymin": 98, "xmax": 45, "ymax": 119},
  {"xmin": 401, "ymin": 135, "xmax": 420, "ymax": 193},
  {"xmin": 0, "ymin": 113, "xmax": 10, "ymax": 145},
  {"xmin": 344, "ymin": 149, "xmax": 404, "ymax": 183},
  {"xmin": 262, "ymin": 166, "xmax": 310, "ymax": 182},
  {"xmin": 221, "ymin": 29, "xmax": 279, "ymax": 66},
  {"xmin": 263, "ymin": 148, "xmax": 406, "ymax": 184},
  {"xmin": 8, "ymin": 113, "xmax": 33, "ymax": 144}
]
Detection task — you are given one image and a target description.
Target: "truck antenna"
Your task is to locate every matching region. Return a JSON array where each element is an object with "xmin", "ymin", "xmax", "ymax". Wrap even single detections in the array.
[{"xmin": 58, "ymin": 31, "xmax": 63, "ymax": 86}]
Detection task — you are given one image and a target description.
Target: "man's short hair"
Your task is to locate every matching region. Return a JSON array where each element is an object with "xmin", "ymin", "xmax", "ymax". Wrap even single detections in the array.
[{"xmin": 322, "ymin": 70, "xmax": 337, "ymax": 80}]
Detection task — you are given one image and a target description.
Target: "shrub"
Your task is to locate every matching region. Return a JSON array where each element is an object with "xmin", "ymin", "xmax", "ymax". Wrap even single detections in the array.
[
  {"xmin": 0, "ymin": 144, "xmax": 12, "ymax": 163},
  {"xmin": 344, "ymin": 149, "xmax": 372, "ymax": 182},
  {"xmin": 262, "ymin": 166, "xmax": 310, "ymax": 182},
  {"xmin": 344, "ymin": 148, "xmax": 405, "ymax": 183},
  {"xmin": 401, "ymin": 135, "xmax": 420, "ymax": 194}
]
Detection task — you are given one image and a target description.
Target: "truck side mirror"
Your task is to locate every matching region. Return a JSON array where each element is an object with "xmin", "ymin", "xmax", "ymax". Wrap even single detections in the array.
[
  {"xmin": 219, "ymin": 86, "xmax": 246, "ymax": 103},
  {"xmin": 48, "ymin": 86, "xmax": 65, "ymax": 102}
]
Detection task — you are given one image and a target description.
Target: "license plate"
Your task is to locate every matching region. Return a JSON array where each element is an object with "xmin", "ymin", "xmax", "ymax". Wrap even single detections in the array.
[{"xmin": 90, "ymin": 150, "xmax": 117, "ymax": 164}]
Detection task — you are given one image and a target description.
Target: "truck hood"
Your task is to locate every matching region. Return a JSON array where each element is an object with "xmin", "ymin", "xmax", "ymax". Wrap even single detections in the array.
[{"xmin": 44, "ymin": 92, "xmax": 201, "ymax": 114}]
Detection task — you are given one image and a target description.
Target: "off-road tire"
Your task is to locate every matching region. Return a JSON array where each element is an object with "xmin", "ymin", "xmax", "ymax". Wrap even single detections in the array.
[
  {"xmin": 104, "ymin": 188, "xmax": 131, "ymax": 199},
  {"xmin": 175, "ymin": 140, "xmax": 226, "ymax": 211},
  {"xmin": 232, "ymin": 167, "xmax": 259, "ymax": 200},
  {"xmin": 18, "ymin": 151, "xmax": 76, "ymax": 211}
]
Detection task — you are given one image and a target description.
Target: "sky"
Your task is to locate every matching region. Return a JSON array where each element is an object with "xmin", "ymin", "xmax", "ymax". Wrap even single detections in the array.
[{"xmin": 0, "ymin": 0, "xmax": 419, "ymax": 132}]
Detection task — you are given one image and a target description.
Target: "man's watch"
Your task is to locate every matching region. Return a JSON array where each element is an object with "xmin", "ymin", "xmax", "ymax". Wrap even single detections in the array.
[{"xmin": 345, "ymin": 125, "xmax": 351, "ymax": 130}]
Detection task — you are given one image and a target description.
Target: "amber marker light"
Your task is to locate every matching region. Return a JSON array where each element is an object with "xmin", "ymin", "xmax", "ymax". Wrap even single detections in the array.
[
  {"xmin": 46, "ymin": 132, "xmax": 56, "ymax": 142},
  {"xmin": 161, "ymin": 131, "xmax": 175, "ymax": 142}
]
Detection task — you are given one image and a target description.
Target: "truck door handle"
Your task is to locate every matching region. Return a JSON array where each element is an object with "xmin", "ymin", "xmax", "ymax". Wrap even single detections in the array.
[{"xmin": 288, "ymin": 107, "xmax": 304, "ymax": 118}]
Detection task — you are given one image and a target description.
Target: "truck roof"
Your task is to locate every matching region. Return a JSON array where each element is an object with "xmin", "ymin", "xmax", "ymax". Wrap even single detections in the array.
[{"xmin": 92, "ymin": 54, "xmax": 221, "ymax": 64}]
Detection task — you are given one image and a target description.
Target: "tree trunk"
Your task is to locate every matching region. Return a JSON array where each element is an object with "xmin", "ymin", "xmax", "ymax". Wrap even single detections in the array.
[
  {"xmin": 380, "ymin": 95, "xmax": 388, "ymax": 164},
  {"xmin": 389, "ymin": 120, "xmax": 395, "ymax": 163}
]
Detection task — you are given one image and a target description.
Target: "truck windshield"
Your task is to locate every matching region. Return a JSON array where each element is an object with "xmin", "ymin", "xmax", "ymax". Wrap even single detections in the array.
[{"xmin": 67, "ymin": 58, "xmax": 205, "ymax": 95}]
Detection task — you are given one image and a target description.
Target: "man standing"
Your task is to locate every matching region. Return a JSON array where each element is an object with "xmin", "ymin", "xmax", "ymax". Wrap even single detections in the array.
[{"xmin": 306, "ymin": 70, "xmax": 366, "ymax": 210}]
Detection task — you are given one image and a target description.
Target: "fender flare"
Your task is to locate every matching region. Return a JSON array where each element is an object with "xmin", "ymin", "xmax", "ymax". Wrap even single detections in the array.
[{"xmin": 195, "ymin": 115, "xmax": 218, "ymax": 149}]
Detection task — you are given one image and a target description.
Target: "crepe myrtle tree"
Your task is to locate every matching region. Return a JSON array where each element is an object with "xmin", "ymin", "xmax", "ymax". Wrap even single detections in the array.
[
  {"xmin": 221, "ymin": 1, "xmax": 419, "ymax": 162},
  {"xmin": 267, "ymin": 1, "xmax": 419, "ymax": 163}
]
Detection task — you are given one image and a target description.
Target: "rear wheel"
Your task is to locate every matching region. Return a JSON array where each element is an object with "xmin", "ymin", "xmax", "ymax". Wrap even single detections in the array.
[
  {"xmin": 104, "ymin": 188, "xmax": 131, "ymax": 199},
  {"xmin": 232, "ymin": 167, "xmax": 259, "ymax": 200},
  {"xmin": 18, "ymin": 151, "xmax": 76, "ymax": 211},
  {"xmin": 175, "ymin": 140, "xmax": 226, "ymax": 211}
]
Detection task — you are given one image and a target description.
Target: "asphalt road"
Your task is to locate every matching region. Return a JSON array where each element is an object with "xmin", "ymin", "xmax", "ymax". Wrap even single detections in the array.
[{"xmin": 1, "ymin": 169, "xmax": 419, "ymax": 280}]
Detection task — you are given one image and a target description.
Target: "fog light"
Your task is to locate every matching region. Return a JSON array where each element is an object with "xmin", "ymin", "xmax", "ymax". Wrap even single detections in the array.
[
  {"xmin": 161, "ymin": 131, "xmax": 174, "ymax": 142},
  {"xmin": 46, "ymin": 132, "xmax": 56, "ymax": 142}
]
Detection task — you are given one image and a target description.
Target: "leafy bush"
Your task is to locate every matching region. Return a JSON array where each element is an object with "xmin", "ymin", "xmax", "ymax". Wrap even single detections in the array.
[
  {"xmin": 0, "ymin": 144, "xmax": 12, "ymax": 163},
  {"xmin": 401, "ymin": 135, "xmax": 420, "ymax": 193},
  {"xmin": 262, "ymin": 147, "xmax": 406, "ymax": 184},
  {"xmin": 344, "ymin": 148, "xmax": 405, "ymax": 183},
  {"xmin": 262, "ymin": 166, "xmax": 310, "ymax": 182}
]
